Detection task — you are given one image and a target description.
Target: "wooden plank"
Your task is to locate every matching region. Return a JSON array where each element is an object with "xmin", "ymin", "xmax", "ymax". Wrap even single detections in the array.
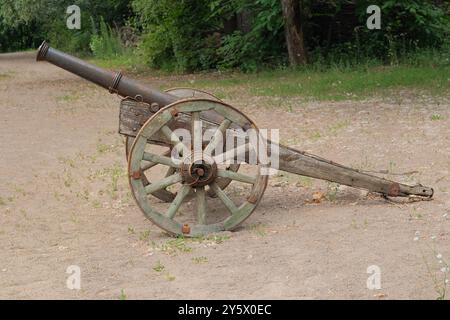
[{"xmin": 276, "ymin": 143, "xmax": 434, "ymax": 197}]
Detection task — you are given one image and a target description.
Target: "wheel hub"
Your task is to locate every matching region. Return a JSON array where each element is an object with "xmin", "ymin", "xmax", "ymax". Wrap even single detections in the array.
[{"xmin": 181, "ymin": 153, "xmax": 217, "ymax": 187}]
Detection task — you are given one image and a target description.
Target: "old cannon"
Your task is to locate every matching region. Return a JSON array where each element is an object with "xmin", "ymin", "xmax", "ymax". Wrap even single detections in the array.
[{"xmin": 36, "ymin": 41, "xmax": 434, "ymax": 237}]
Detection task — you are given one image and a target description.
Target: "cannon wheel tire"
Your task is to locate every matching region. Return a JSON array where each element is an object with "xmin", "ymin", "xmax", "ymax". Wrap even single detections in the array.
[{"xmin": 128, "ymin": 99, "xmax": 268, "ymax": 236}]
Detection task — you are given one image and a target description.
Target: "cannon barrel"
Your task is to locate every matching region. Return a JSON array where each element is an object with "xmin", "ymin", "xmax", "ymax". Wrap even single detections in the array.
[{"xmin": 36, "ymin": 41, "xmax": 177, "ymax": 107}]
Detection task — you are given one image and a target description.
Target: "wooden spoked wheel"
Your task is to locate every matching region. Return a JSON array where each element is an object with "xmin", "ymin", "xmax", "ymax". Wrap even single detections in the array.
[
  {"xmin": 125, "ymin": 88, "xmax": 239, "ymax": 203},
  {"xmin": 128, "ymin": 99, "xmax": 268, "ymax": 236}
]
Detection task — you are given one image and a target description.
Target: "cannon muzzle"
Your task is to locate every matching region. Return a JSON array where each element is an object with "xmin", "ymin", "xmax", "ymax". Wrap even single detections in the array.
[{"xmin": 36, "ymin": 41, "xmax": 177, "ymax": 108}]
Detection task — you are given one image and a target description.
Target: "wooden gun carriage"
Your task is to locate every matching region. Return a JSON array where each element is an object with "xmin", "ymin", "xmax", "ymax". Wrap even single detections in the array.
[{"xmin": 36, "ymin": 41, "xmax": 434, "ymax": 237}]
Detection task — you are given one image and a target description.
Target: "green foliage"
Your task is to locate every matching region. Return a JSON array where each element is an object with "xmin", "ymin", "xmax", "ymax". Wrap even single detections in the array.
[
  {"xmin": 1, "ymin": 0, "xmax": 449, "ymax": 71},
  {"xmin": 90, "ymin": 18, "xmax": 124, "ymax": 58},
  {"xmin": 132, "ymin": 0, "xmax": 222, "ymax": 72},
  {"xmin": 175, "ymin": 54, "xmax": 450, "ymax": 101},
  {"xmin": 218, "ymin": 0, "xmax": 286, "ymax": 71},
  {"xmin": 354, "ymin": 0, "xmax": 450, "ymax": 64},
  {"xmin": 0, "ymin": 0, "xmax": 131, "ymax": 54}
]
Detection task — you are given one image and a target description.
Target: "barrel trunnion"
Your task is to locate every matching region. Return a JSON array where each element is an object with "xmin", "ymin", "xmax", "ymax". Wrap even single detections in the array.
[{"xmin": 37, "ymin": 41, "xmax": 434, "ymax": 237}]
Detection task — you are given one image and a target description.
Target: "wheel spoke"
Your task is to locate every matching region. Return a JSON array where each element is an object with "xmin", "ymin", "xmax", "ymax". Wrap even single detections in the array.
[
  {"xmin": 165, "ymin": 166, "xmax": 176, "ymax": 177},
  {"xmin": 192, "ymin": 112, "xmax": 203, "ymax": 155},
  {"xmin": 143, "ymin": 152, "xmax": 180, "ymax": 168},
  {"xmin": 196, "ymin": 187, "xmax": 207, "ymax": 224},
  {"xmin": 141, "ymin": 161, "xmax": 158, "ymax": 171},
  {"xmin": 144, "ymin": 173, "xmax": 182, "ymax": 195},
  {"xmin": 204, "ymin": 119, "xmax": 231, "ymax": 156},
  {"xmin": 166, "ymin": 185, "xmax": 191, "ymax": 219},
  {"xmin": 213, "ymin": 143, "xmax": 249, "ymax": 164},
  {"xmin": 210, "ymin": 182, "xmax": 238, "ymax": 215},
  {"xmin": 161, "ymin": 125, "xmax": 190, "ymax": 156},
  {"xmin": 217, "ymin": 169, "xmax": 256, "ymax": 184}
]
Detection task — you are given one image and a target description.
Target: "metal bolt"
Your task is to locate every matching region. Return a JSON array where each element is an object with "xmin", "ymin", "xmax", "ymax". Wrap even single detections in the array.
[{"xmin": 150, "ymin": 103, "xmax": 160, "ymax": 112}]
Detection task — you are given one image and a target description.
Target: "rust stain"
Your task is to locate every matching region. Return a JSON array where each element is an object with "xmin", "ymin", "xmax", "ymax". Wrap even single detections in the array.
[
  {"xmin": 131, "ymin": 170, "xmax": 142, "ymax": 180},
  {"xmin": 388, "ymin": 183, "xmax": 400, "ymax": 197},
  {"xmin": 182, "ymin": 224, "xmax": 190, "ymax": 234}
]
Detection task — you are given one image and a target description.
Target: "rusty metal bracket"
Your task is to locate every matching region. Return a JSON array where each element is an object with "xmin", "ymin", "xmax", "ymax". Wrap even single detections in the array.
[
  {"xmin": 182, "ymin": 224, "xmax": 190, "ymax": 234},
  {"xmin": 131, "ymin": 170, "xmax": 142, "ymax": 180}
]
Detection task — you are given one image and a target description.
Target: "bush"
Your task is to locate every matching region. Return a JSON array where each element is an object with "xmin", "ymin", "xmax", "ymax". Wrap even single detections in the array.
[
  {"xmin": 90, "ymin": 18, "xmax": 124, "ymax": 58},
  {"xmin": 218, "ymin": 0, "xmax": 286, "ymax": 72},
  {"xmin": 355, "ymin": 0, "xmax": 450, "ymax": 63},
  {"xmin": 133, "ymin": 0, "xmax": 222, "ymax": 72}
]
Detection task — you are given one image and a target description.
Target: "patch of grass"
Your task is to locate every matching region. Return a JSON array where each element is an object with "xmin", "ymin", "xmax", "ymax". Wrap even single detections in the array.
[
  {"xmin": 192, "ymin": 234, "xmax": 230, "ymax": 244},
  {"xmin": 214, "ymin": 91, "xmax": 227, "ymax": 100},
  {"xmin": 89, "ymin": 54, "xmax": 151, "ymax": 75},
  {"xmin": 192, "ymin": 256, "xmax": 208, "ymax": 264},
  {"xmin": 119, "ymin": 289, "xmax": 127, "ymax": 300},
  {"xmin": 309, "ymin": 131, "xmax": 322, "ymax": 141},
  {"xmin": 63, "ymin": 172, "xmax": 74, "ymax": 188},
  {"xmin": 159, "ymin": 237, "xmax": 192, "ymax": 254},
  {"xmin": 127, "ymin": 226, "xmax": 135, "ymax": 234},
  {"xmin": 139, "ymin": 230, "xmax": 150, "ymax": 241},
  {"xmin": 75, "ymin": 189, "xmax": 90, "ymax": 201},
  {"xmin": 97, "ymin": 143, "xmax": 113, "ymax": 154},
  {"xmin": 325, "ymin": 183, "xmax": 340, "ymax": 202},
  {"xmin": 57, "ymin": 94, "xmax": 79, "ymax": 103},
  {"xmin": 58, "ymin": 156, "xmax": 76, "ymax": 168},
  {"xmin": 92, "ymin": 200, "xmax": 102, "ymax": 209},
  {"xmin": 0, "ymin": 71, "xmax": 15, "ymax": 80},
  {"xmin": 431, "ymin": 114, "xmax": 444, "ymax": 121},
  {"xmin": 91, "ymin": 162, "xmax": 126, "ymax": 199},
  {"xmin": 249, "ymin": 223, "xmax": 267, "ymax": 237},
  {"xmin": 328, "ymin": 121, "xmax": 349, "ymax": 135},
  {"xmin": 0, "ymin": 196, "xmax": 5, "ymax": 206},
  {"xmin": 297, "ymin": 176, "xmax": 313, "ymax": 188},
  {"xmin": 164, "ymin": 273, "xmax": 176, "ymax": 281},
  {"xmin": 153, "ymin": 261, "xmax": 165, "ymax": 272},
  {"xmin": 175, "ymin": 65, "xmax": 449, "ymax": 101}
]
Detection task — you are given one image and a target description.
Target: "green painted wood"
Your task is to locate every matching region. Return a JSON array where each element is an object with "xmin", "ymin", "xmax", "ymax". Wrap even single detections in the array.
[
  {"xmin": 144, "ymin": 173, "xmax": 182, "ymax": 195},
  {"xmin": 161, "ymin": 125, "xmax": 190, "ymax": 156},
  {"xmin": 210, "ymin": 182, "xmax": 238, "ymax": 215},
  {"xmin": 217, "ymin": 169, "xmax": 256, "ymax": 184},
  {"xmin": 196, "ymin": 187, "xmax": 207, "ymax": 225},
  {"xmin": 128, "ymin": 99, "xmax": 269, "ymax": 237},
  {"xmin": 204, "ymin": 119, "xmax": 231, "ymax": 156},
  {"xmin": 192, "ymin": 111, "xmax": 203, "ymax": 155},
  {"xmin": 223, "ymin": 202, "xmax": 256, "ymax": 229},
  {"xmin": 129, "ymin": 135, "xmax": 183, "ymax": 234},
  {"xmin": 143, "ymin": 152, "xmax": 180, "ymax": 168},
  {"xmin": 189, "ymin": 222, "xmax": 226, "ymax": 236},
  {"xmin": 165, "ymin": 166, "xmax": 176, "ymax": 177},
  {"xmin": 177, "ymin": 101, "xmax": 216, "ymax": 113},
  {"xmin": 141, "ymin": 109, "xmax": 173, "ymax": 140},
  {"xmin": 214, "ymin": 143, "xmax": 249, "ymax": 164},
  {"xmin": 166, "ymin": 185, "xmax": 191, "ymax": 219}
]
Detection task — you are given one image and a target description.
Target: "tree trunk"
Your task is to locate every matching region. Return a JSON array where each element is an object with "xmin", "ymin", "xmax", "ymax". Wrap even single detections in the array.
[{"xmin": 281, "ymin": 0, "xmax": 308, "ymax": 66}]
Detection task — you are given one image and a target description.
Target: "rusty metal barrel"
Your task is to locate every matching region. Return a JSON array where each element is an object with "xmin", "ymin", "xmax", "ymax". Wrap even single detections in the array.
[{"xmin": 36, "ymin": 41, "xmax": 177, "ymax": 108}]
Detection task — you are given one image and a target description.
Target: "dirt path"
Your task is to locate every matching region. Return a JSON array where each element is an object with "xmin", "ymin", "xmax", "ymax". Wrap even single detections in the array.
[{"xmin": 1, "ymin": 52, "xmax": 449, "ymax": 299}]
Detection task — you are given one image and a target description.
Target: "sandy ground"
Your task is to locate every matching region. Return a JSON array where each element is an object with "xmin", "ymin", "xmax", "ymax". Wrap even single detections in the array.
[{"xmin": 0, "ymin": 52, "xmax": 449, "ymax": 300}]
